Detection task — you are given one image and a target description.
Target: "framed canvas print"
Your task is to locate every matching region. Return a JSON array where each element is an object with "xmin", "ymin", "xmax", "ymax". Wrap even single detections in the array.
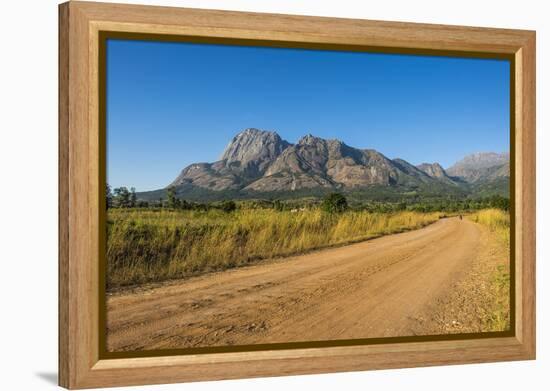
[{"xmin": 58, "ymin": 1, "xmax": 536, "ymax": 389}]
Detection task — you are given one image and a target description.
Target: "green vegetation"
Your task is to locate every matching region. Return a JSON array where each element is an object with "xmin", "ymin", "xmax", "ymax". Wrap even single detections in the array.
[
  {"xmin": 219, "ymin": 200, "xmax": 237, "ymax": 213},
  {"xmin": 109, "ymin": 185, "xmax": 509, "ymax": 214},
  {"xmin": 107, "ymin": 207, "xmax": 443, "ymax": 289},
  {"xmin": 468, "ymin": 208, "xmax": 510, "ymax": 330},
  {"xmin": 321, "ymin": 193, "xmax": 348, "ymax": 213}
]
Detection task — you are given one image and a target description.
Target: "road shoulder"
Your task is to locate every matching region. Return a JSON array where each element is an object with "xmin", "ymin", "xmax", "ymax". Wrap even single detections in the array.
[{"xmin": 409, "ymin": 221, "xmax": 510, "ymax": 334}]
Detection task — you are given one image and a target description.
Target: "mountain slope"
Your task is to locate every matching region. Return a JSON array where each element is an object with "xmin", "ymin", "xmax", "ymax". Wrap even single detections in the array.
[
  {"xmin": 170, "ymin": 128, "xmax": 290, "ymax": 190},
  {"xmin": 416, "ymin": 162, "xmax": 458, "ymax": 185},
  {"xmin": 220, "ymin": 128, "xmax": 291, "ymax": 177},
  {"xmin": 446, "ymin": 152, "xmax": 509, "ymax": 183}
]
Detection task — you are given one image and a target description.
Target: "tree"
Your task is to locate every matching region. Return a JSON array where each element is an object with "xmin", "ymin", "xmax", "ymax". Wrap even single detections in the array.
[
  {"xmin": 130, "ymin": 187, "xmax": 137, "ymax": 208},
  {"xmin": 488, "ymin": 195, "xmax": 510, "ymax": 211},
  {"xmin": 113, "ymin": 187, "xmax": 130, "ymax": 208},
  {"xmin": 106, "ymin": 184, "xmax": 113, "ymax": 209},
  {"xmin": 167, "ymin": 186, "xmax": 178, "ymax": 209},
  {"xmin": 321, "ymin": 193, "xmax": 348, "ymax": 213},
  {"xmin": 220, "ymin": 200, "xmax": 236, "ymax": 212},
  {"xmin": 273, "ymin": 200, "xmax": 284, "ymax": 211},
  {"xmin": 396, "ymin": 201, "xmax": 407, "ymax": 211}
]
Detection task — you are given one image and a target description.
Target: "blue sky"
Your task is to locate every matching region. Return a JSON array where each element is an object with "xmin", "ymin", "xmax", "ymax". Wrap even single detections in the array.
[{"xmin": 107, "ymin": 39, "xmax": 510, "ymax": 191}]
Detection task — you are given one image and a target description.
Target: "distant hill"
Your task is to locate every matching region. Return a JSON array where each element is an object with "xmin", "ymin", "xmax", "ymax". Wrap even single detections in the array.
[
  {"xmin": 137, "ymin": 128, "xmax": 510, "ymax": 202},
  {"xmin": 446, "ymin": 152, "xmax": 509, "ymax": 183}
]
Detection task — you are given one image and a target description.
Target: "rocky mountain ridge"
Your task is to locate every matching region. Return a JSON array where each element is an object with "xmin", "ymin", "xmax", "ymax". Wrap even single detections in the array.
[
  {"xmin": 142, "ymin": 128, "xmax": 509, "ymax": 201},
  {"xmin": 446, "ymin": 152, "xmax": 510, "ymax": 183}
]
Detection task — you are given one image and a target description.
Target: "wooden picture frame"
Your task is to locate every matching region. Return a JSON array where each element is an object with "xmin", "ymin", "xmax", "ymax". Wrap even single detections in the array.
[{"xmin": 59, "ymin": 1, "xmax": 536, "ymax": 389}]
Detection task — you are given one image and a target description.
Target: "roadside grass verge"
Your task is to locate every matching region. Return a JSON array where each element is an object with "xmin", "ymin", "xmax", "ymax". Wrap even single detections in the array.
[
  {"xmin": 107, "ymin": 208, "xmax": 442, "ymax": 289},
  {"xmin": 469, "ymin": 208, "xmax": 510, "ymax": 248},
  {"xmin": 468, "ymin": 208, "xmax": 510, "ymax": 331}
]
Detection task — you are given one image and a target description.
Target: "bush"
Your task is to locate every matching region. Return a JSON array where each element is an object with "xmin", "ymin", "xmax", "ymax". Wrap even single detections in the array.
[
  {"xmin": 321, "ymin": 193, "xmax": 348, "ymax": 213},
  {"xmin": 219, "ymin": 200, "xmax": 237, "ymax": 212}
]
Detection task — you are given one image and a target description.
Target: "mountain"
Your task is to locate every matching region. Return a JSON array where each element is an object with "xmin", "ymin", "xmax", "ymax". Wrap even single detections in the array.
[
  {"xmin": 137, "ymin": 129, "xmax": 509, "ymax": 202},
  {"xmin": 220, "ymin": 128, "xmax": 291, "ymax": 177},
  {"xmin": 444, "ymin": 152, "xmax": 510, "ymax": 198},
  {"xmin": 169, "ymin": 129, "xmax": 290, "ymax": 191},
  {"xmin": 169, "ymin": 129, "xmax": 454, "ymax": 193},
  {"xmin": 247, "ymin": 134, "xmax": 411, "ymax": 192},
  {"xmin": 417, "ymin": 162, "xmax": 447, "ymax": 179},
  {"xmin": 446, "ymin": 152, "xmax": 509, "ymax": 183},
  {"xmin": 416, "ymin": 162, "xmax": 457, "ymax": 185}
]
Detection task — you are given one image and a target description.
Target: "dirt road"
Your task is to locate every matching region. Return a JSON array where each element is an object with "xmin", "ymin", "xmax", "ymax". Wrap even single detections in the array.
[{"xmin": 106, "ymin": 217, "xmax": 485, "ymax": 351}]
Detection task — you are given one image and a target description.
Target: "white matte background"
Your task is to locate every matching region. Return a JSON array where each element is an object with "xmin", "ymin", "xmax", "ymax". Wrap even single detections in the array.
[{"xmin": 0, "ymin": 0, "xmax": 547, "ymax": 389}]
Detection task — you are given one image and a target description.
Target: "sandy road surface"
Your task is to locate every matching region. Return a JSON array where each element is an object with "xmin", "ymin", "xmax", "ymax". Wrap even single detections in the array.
[{"xmin": 106, "ymin": 217, "xmax": 483, "ymax": 351}]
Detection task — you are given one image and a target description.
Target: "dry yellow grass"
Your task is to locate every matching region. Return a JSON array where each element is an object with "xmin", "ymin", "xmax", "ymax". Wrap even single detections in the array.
[
  {"xmin": 469, "ymin": 208, "xmax": 510, "ymax": 247},
  {"xmin": 468, "ymin": 208, "xmax": 510, "ymax": 330},
  {"xmin": 107, "ymin": 208, "xmax": 442, "ymax": 289}
]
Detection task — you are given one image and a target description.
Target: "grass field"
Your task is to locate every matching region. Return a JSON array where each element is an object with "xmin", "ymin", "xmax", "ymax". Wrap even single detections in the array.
[
  {"xmin": 468, "ymin": 208, "xmax": 510, "ymax": 330},
  {"xmin": 106, "ymin": 208, "xmax": 443, "ymax": 289},
  {"xmin": 469, "ymin": 208, "xmax": 510, "ymax": 247}
]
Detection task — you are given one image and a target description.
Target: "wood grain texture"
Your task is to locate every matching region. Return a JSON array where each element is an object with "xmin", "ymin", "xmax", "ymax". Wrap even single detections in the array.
[
  {"xmin": 516, "ymin": 36, "xmax": 536, "ymax": 354},
  {"xmin": 58, "ymin": 1, "xmax": 536, "ymax": 388},
  {"xmin": 58, "ymin": 3, "xmax": 70, "ymax": 387}
]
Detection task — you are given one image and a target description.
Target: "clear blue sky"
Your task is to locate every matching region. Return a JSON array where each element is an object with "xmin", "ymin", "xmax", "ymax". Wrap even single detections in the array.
[{"xmin": 107, "ymin": 39, "xmax": 510, "ymax": 191}]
